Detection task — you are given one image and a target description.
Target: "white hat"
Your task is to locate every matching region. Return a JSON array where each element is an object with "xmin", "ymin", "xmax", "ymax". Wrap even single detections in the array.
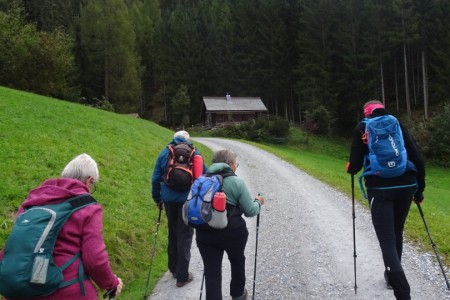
[{"xmin": 174, "ymin": 130, "xmax": 190, "ymax": 141}]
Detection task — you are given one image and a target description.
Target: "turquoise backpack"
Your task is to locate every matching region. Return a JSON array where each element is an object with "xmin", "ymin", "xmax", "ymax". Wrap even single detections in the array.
[{"xmin": 0, "ymin": 194, "xmax": 96, "ymax": 299}]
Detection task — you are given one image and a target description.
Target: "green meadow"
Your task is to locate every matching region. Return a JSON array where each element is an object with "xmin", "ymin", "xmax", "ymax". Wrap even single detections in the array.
[
  {"xmin": 0, "ymin": 86, "xmax": 448, "ymax": 299},
  {"xmin": 0, "ymin": 86, "xmax": 211, "ymax": 299},
  {"xmin": 251, "ymin": 134, "xmax": 450, "ymax": 264}
]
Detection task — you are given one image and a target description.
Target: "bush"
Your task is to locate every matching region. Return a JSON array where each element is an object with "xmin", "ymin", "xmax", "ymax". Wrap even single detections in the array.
[
  {"xmin": 428, "ymin": 103, "xmax": 450, "ymax": 166},
  {"xmin": 0, "ymin": 6, "xmax": 77, "ymax": 100},
  {"xmin": 304, "ymin": 105, "xmax": 335, "ymax": 135},
  {"xmin": 205, "ymin": 116, "xmax": 290, "ymax": 144},
  {"xmin": 94, "ymin": 97, "xmax": 115, "ymax": 112},
  {"xmin": 253, "ymin": 116, "xmax": 290, "ymax": 144}
]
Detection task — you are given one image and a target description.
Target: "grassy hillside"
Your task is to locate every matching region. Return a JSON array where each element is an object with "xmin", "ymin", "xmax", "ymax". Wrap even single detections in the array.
[{"xmin": 0, "ymin": 86, "xmax": 211, "ymax": 299}]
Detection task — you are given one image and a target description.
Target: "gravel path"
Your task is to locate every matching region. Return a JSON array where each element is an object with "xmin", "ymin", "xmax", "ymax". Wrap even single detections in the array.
[{"xmin": 149, "ymin": 138, "xmax": 450, "ymax": 300}]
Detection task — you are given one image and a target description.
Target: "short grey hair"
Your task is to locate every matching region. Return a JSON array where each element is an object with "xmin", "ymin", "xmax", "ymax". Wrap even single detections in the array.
[
  {"xmin": 212, "ymin": 149, "xmax": 237, "ymax": 166},
  {"xmin": 174, "ymin": 130, "xmax": 190, "ymax": 141},
  {"xmin": 61, "ymin": 153, "xmax": 99, "ymax": 183}
]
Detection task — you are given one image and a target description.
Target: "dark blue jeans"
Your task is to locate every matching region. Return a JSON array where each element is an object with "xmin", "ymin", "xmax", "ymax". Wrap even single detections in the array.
[
  {"xmin": 367, "ymin": 186, "xmax": 415, "ymax": 300},
  {"xmin": 164, "ymin": 202, "xmax": 193, "ymax": 282},
  {"xmin": 196, "ymin": 225, "xmax": 249, "ymax": 300}
]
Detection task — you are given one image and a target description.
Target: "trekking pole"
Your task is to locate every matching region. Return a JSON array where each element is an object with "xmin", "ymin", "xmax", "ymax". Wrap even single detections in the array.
[
  {"xmin": 199, "ymin": 271, "xmax": 205, "ymax": 300},
  {"xmin": 103, "ymin": 288, "xmax": 117, "ymax": 300},
  {"xmin": 252, "ymin": 193, "xmax": 262, "ymax": 300},
  {"xmin": 143, "ymin": 207, "xmax": 163, "ymax": 299},
  {"xmin": 416, "ymin": 203, "xmax": 450, "ymax": 290},
  {"xmin": 351, "ymin": 175, "xmax": 357, "ymax": 294}
]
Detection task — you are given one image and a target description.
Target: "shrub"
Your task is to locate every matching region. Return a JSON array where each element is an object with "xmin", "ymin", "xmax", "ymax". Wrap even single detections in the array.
[
  {"xmin": 253, "ymin": 116, "xmax": 290, "ymax": 144},
  {"xmin": 304, "ymin": 105, "xmax": 335, "ymax": 135},
  {"xmin": 204, "ymin": 116, "xmax": 290, "ymax": 144},
  {"xmin": 94, "ymin": 97, "xmax": 115, "ymax": 112},
  {"xmin": 428, "ymin": 103, "xmax": 450, "ymax": 166}
]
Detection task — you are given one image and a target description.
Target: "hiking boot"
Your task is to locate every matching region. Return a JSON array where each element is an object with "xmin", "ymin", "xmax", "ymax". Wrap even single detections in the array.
[
  {"xmin": 176, "ymin": 272, "xmax": 193, "ymax": 287},
  {"xmin": 232, "ymin": 288, "xmax": 248, "ymax": 300},
  {"xmin": 384, "ymin": 271, "xmax": 393, "ymax": 289}
]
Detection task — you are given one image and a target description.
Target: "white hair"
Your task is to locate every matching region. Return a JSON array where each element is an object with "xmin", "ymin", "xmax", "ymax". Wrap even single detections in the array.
[
  {"xmin": 174, "ymin": 130, "xmax": 190, "ymax": 141},
  {"xmin": 61, "ymin": 153, "xmax": 99, "ymax": 183}
]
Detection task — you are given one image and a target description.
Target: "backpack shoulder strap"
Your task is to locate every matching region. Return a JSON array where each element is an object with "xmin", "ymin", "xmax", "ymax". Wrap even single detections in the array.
[
  {"xmin": 206, "ymin": 170, "xmax": 236, "ymax": 192},
  {"xmin": 166, "ymin": 144, "xmax": 175, "ymax": 156},
  {"xmin": 59, "ymin": 194, "xmax": 96, "ymax": 295},
  {"xmin": 220, "ymin": 170, "xmax": 236, "ymax": 178},
  {"xmin": 67, "ymin": 194, "xmax": 96, "ymax": 209}
]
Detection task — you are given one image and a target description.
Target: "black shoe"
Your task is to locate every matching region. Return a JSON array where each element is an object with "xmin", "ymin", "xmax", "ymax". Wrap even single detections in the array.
[
  {"xmin": 232, "ymin": 288, "xmax": 248, "ymax": 300},
  {"xmin": 176, "ymin": 272, "xmax": 193, "ymax": 287},
  {"xmin": 384, "ymin": 271, "xmax": 393, "ymax": 289}
]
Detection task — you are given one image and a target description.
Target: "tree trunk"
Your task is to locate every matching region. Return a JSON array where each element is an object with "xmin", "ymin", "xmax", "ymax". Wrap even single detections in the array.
[
  {"xmin": 401, "ymin": 6, "xmax": 411, "ymax": 120},
  {"xmin": 412, "ymin": 50, "xmax": 417, "ymax": 106},
  {"xmin": 403, "ymin": 42, "xmax": 411, "ymax": 120},
  {"xmin": 291, "ymin": 89, "xmax": 295, "ymax": 122},
  {"xmin": 380, "ymin": 62, "xmax": 385, "ymax": 105},
  {"xmin": 395, "ymin": 59, "xmax": 399, "ymax": 111},
  {"xmin": 103, "ymin": 0, "xmax": 109, "ymax": 101},
  {"xmin": 275, "ymin": 98, "xmax": 279, "ymax": 116},
  {"xmin": 298, "ymin": 96, "xmax": 302, "ymax": 123},
  {"xmin": 285, "ymin": 99, "xmax": 288, "ymax": 120},
  {"xmin": 422, "ymin": 50, "xmax": 429, "ymax": 120}
]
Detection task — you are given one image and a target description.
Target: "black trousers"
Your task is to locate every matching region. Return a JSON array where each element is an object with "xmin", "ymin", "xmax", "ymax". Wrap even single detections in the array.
[
  {"xmin": 196, "ymin": 225, "xmax": 249, "ymax": 300},
  {"xmin": 164, "ymin": 202, "xmax": 193, "ymax": 282},
  {"xmin": 367, "ymin": 186, "xmax": 415, "ymax": 300}
]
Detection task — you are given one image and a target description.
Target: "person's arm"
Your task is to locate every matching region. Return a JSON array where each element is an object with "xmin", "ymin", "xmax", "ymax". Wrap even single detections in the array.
[
  {"xmin": 81, "ymin": 205, "xmax": 120, "ymax": 291},
  {"xmin": 347, "ymin": 123, "xmax": 366, "ymax": 175},
  {"xmin": 401, "ymin": 124, "xmax": 426, "ymax": 199},
  {"xmin": 151, "ymin": 152, "xmax": 165, "ymax": 204},
  {"xmin": 232, "ymin": 178, "xmax": 261, "ymax": 217}
]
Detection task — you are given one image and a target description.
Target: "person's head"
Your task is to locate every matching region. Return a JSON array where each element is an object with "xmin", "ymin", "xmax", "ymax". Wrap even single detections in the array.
[
  {"xmin": 174, "ymin": 130, "xmax": 190, "ymax": 141},
  {"xmin": 363, "ymin": 100, "xmax": 385, "ymax": 117},
  {"xmin": 212, "ymin": 149, "xmax": 239, "ymax": 171},
  {"xmin": 61, "ymin": 153, "xmax": 99, "ymax": 192}
]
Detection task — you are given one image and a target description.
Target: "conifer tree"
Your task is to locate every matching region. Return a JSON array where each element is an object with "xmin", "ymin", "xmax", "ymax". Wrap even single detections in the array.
[{"xmin": 79, "ymin": 0, "xmax": 141, "ymax": 112}]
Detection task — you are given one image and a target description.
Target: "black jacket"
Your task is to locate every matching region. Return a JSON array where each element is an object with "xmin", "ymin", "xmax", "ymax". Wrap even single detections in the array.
[{"xmin": 347, "ymin": 109, "xmax": 425, "ymax": 193}]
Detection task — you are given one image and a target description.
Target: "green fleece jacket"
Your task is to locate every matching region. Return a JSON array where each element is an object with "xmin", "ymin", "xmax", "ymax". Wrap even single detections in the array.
[{"xmin": 206, "ymin": 162, "xmax": 261, "ymax": 217}]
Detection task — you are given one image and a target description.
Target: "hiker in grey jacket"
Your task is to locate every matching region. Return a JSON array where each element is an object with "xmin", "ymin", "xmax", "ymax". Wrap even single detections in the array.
[{"xmin": 196, "ymin": 149, "xmax": 264, "ymax": 300}]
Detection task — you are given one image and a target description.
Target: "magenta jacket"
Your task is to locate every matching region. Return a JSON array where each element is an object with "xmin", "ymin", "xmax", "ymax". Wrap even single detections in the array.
[{"xmin": 0, "ymin": 178, "xmax": 119, "ymax": 300}]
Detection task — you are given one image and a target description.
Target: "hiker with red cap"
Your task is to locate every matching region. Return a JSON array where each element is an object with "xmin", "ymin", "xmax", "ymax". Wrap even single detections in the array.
[{"xmin": 346, "ymin": 100, "xmax": 425, "ymax": 300}]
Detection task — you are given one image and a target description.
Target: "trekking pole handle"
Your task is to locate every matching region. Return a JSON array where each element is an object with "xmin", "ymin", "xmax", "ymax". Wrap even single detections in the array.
[{"xmin": 103, "ymin": 287, "xmax": 117, "ymax": 299}]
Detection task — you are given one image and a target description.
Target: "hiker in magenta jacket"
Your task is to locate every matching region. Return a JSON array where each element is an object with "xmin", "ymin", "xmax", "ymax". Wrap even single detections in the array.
[{"xmin": 0, "ymin": 153, "xmax": 123, "ymax": 300}]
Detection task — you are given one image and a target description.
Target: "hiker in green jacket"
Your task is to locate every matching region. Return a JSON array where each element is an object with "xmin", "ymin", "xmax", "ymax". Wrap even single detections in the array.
[{"xmin": 195, "ymin": 149, "xmax": 264, "ymax": 300}]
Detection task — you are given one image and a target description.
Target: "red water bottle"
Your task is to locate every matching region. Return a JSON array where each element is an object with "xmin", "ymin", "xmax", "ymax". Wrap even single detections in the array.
[
  {"xmin": 193, "ymin": 155, "xmax": 203, "ymax": 179},
  {"xmin": 212, "ymin": 192, "xmax": 226, "ymax": 212}
]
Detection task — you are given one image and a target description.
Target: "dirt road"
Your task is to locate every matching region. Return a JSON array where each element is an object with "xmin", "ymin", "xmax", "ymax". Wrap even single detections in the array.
[{"xmin": 149, "ymin": 138, "xmax": 450, "ymax": 300}]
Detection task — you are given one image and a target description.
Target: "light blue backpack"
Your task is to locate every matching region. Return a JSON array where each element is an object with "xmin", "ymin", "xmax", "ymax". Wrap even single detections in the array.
[{"xmin": 359, "ymin": 115, "xmax": 416, "ymax": 198}]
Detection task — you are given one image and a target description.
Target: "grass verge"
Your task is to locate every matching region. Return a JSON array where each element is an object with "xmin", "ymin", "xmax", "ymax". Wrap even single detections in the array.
[
  {"xmin": 246, "ymin": 128, "xmax": 449, "ymax": 265},
  {"xmin": 0, "ymin": 86, "xmax": 212, "ymax": 299}
]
